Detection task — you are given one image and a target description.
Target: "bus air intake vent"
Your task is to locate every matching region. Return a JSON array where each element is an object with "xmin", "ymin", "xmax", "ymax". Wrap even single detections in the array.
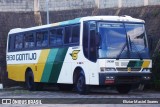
[{"xmin": 116, "ymin": 68, "xmax": 141, "ymax": 72}]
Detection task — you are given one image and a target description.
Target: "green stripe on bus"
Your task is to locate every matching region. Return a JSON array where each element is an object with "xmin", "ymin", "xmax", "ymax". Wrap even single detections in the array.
[
  {"xmin": 48, "ymin": 48, "xmax": 68, "ymax": 83},
  {"xmin": 41, "ymin": 49, "xmax": 59, "ymax": 82},
  {"xmin": 127, "ymin": 61, "xmax": 143, "ymax": 68}
]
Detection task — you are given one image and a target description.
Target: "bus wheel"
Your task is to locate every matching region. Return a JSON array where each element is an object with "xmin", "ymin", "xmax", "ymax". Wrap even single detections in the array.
[
  {"xmin": 25, "ymin": 70, "xmax": 36, "ymax": 91},
  {"xmin": 58, "ymin": 84, "xmax": 73, "ymax": 91},
  {"xmin": 76, "ymin": 73, "xmax": 88, "ymax": 95},
  {"xmin": 116, "ymin": 84, "xmax": 131, "ymax": 94}
]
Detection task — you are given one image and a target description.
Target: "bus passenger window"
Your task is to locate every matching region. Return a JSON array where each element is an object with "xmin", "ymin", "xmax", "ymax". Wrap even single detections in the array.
[
  {"xmin": 64, "ymin": 26, "xmax": 72, "ymax": 44},
  {"xmin": 36, "ymin": 33, "xmax": 42, "ymax": 47},
  {"xmin": 49, "ymin": 29, "xmax": 57, "ymax": 46},
  {"xmin": 15, "ymin": 34, "xmax": 23, "ymax": 49},
  {"xmin": 71, "ymin": 25, "xmax": 80, "ymax": 43},
  {"xmin": 42, "ymin": 32, "xmax": 48, "ymax": 47},
  {"xmin": 8, "ymin": 36, "xmax": 12, "ymax": 51},
  {"xmin": 57, "ymin": 28, "xmax": 63, "ymax": 46},
  {"xmin": 36, "ymin": 31, "xmax": 48, "ymax": 47},
  {"xmin": 24, "ymin": 33, "xmax": 35, "ymax": 48}
]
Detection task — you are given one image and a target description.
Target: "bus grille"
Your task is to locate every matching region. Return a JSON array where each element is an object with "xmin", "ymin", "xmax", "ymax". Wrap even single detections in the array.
[{"xmin": 116, "ymin": 68, "xmax": 141, "ymax": 72}]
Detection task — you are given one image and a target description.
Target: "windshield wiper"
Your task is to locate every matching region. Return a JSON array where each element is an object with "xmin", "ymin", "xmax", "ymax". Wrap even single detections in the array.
[
  {"xmin": 128, "ymin": 35, "xmax": 143, "ymax": 60},
  {"xmin": 116, "ymin": 43, "xmax": 127, "ymax": 60}
]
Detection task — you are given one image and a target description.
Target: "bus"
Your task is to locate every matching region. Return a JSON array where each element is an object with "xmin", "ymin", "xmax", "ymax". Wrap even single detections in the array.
[{"xmin": 6, "ymin": 16, "xmax": 152, "ymax": 94}]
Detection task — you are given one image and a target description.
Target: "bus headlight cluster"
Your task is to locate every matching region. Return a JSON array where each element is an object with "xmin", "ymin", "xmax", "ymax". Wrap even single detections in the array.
[
  {"xmin": 142, "ymin": 68, "xmax": 150, "ymax": 72},
  {"xmin": 106, "ymin": 76, "xmax": 115, "ymax": 79},
  {"xmin": 100, "ymin": 67, "xmax": 116, "ymax": 72}
]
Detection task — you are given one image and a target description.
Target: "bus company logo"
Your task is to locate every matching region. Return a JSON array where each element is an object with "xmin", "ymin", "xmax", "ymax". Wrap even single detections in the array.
[
  {"xmin": 70, "ymin": 50, "xmax": 80, "ymax": 60},
  {"xmin": 6, "ymin": 53, "xmax": 37, "ymax": 61}
]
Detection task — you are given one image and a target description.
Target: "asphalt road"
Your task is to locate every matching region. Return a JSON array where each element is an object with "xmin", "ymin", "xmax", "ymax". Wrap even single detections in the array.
[
  {"xmin": 0, "ymin": 86, "xmax": 160, "ymax": 98},
  {"xmin": 0, "ymin": 86, "xmax": 160, "ymax": 107}
]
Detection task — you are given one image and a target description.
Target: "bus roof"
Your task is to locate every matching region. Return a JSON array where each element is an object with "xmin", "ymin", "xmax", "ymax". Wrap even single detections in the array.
[{"xmin": 9, "ymin": 15, "xmax": 144, "ymax": 34}]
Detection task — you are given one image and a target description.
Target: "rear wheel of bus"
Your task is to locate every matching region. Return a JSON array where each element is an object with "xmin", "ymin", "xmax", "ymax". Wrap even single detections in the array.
[
  {"xmin": 25, "ymin": 70, "xmax": 35, "ymax": 91},
  {"xmin": 25, "ymin": 69, "xmax": 43, "ymax": 91}
]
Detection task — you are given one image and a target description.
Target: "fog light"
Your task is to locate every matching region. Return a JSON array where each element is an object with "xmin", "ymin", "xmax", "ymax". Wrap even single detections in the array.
[
  {"xmin": 106, "ymin": 76, "xmax": 115, "ymax": 80},
  {"xmin": 106, "ymin": 76, "xmax": 110, "ymax": 79},
  {"xmin": 143, "ymin": 76, "xmax": 150, "ymax": 80},
  {"xmin": 110, "ymin": 76, "xmax": 114, "ymax": 79}
]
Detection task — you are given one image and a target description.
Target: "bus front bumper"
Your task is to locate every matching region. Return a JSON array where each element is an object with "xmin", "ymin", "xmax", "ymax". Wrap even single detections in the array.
[{"xmin": 99, "ymin": 72, "xmax": 151, "ymax": 85}]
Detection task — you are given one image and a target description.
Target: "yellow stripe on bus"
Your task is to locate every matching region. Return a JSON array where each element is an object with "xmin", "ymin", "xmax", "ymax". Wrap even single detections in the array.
[
  {"xmin": 34, "ymin": 49, "xmax": 50, "ymax": 82},
  {"xmin": 142, "ymin": 60, "xmax": 150, "ymax": 68},
  {"xmin": 7, "ymin": 64, "xmax": 35, "ymax": 81}
]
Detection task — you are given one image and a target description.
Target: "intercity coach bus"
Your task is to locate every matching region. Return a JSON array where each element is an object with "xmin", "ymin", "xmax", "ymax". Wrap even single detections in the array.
[{"xmin": 6, "ymin": 16, "xmax": 152, "ymax": 94}]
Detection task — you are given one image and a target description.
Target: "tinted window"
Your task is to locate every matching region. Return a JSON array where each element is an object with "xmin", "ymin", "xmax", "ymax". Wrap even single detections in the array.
[
  {"xmin": 125, "ymin": 23, "xmax": 149, "ymax": 59},
  {"xmin": 8, "ymin": 35, "xmax": 14, "ymax": 51},
  {"xmin": 49, "ymin": 28, "xmax": 63, "ymax": 46},
  {"xmin": 36, "ymin": 31, "xmax": 48, "ymax": 47},
  {"xmin": 57, "ymin": 28, "xmax": 63, "ymax": 45},
  {"xmin": 83, "ymin": 22, "xmax": 89, "ymax": 59},
  {"xmin": 98, "ymin": 22, "xmax": 127, "ymax": 59},
  {"xmin": 50, "ymin": 29, "xmax": 57, "ymax": 46},
  {"xmin": 89, "ymin": 29, "xmax": 97, "ymax": 61},
  {"xmin": 64, "ymin": 26, "xmax": 72, "ymax": 44},
  {"xmin": 24, "ymin": 33, "xmax": 35, "ymax": 48},
  {"xmin": 71, "ymin": 25, "xmax": 80, "ymax": 43},
  {"xmin": 15, "ymin": 34, "xmax": 23, "ymax": 49}
]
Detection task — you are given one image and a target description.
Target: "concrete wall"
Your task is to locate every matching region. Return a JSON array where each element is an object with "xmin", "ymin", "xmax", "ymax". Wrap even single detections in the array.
[
  {"xmin": 0, "ymin": 0, "xmax": 160, "ymax": 12},
  {"xmin": 99, "ymin": 0, "xmax": 119, "ymax": 8},
  {"xmin": 0, "ymin": 0, "xmax": 34, "ymax": 11},
  {"xmin": 122, "ymin": 0, "xmax": 144, "ymax": 7},
  {"xmin": 0, "ymin": 0, "xmax": 95, "ymax": 11},
  {"xmin": 149, "ymin": 0, "xmax": 160, "ymax": 5},
  {"xmin": 39, "ymin": 0, "xmax": 95, "ymax": 11}
]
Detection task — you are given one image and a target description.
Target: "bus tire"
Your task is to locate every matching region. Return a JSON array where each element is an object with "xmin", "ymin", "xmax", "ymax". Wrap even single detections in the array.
[
  {"xmin": 25, "ymin": 70, "xmax": 36, "ymax": 91},
  {"xmin": 116, "ymin": 84, "xmax": 131, "ymax": 94},
  {"xmin": 76, "ymin": 73, "xmax": 89, "ymax": 95},
  {"xmin": 58, "ymin": 84, "xmax": 73, "ymax": 91}
]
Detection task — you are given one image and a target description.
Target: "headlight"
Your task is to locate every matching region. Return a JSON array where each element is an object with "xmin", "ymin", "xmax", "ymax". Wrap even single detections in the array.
[
  {"xmin": 142, "ymin": 68, "xmax": 150, "ymax": 72},
  {"xmin": 100, "ymin": 67, "xmax": 116, "ymax": 72}
]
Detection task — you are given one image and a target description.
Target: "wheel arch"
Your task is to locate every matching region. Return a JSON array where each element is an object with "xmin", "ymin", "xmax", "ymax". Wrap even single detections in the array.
[
  {"xmin": 73, "ymin": 66, "xmax": 85, "ymax": 84},
  {"xmin": 25, "ymin": 67, "xmax": 34, "ymax": 80}
]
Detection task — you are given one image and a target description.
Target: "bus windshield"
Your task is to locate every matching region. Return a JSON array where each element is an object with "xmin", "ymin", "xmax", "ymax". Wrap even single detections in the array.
[
  {"xmin": 125, "ymin": 24, "xmax": 149, "ymax": 59},
  {"xmin": 98, "ymin": 22, "xmax": 149, "ymax": 59}
]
